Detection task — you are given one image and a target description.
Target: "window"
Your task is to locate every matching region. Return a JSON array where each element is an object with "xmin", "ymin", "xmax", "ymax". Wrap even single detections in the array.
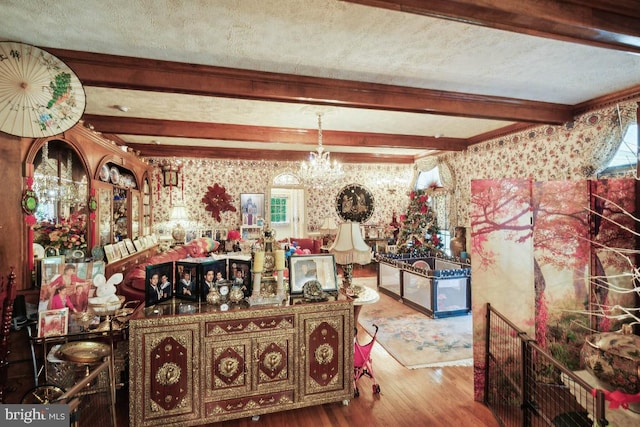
[
  {"xmin": 414, "ymin": 166, "xmax": 442, "ymax": 190},
  {"xmin": 270, "ymin": 196, "xmax": 288, "ymax": 224},
  {"xmin": 599, "ymin": 124, "xmax": 638, "ymax": 177}
]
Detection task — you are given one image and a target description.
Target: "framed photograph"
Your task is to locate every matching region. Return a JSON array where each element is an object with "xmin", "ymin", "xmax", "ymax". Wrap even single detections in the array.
[
  {"xmin": 104, "ymin": 244, "xmax": 118, "ymax": 263},
  {"xmin": 289, "ymin": 254, "xmax": 338, "ymax": 295},
  {"xmin": 38, "ymin": 308, "xmax": 69, "ymax": 338},
  {"xmin": 204, "ymin": 229, "xmax": 213, "ymax": 239},
  {"xmin": 214, "ymin": 228, "xmax": 228, "ymax": 241},
  {"xmin": 133, "ymin": 238, "xmax": 145, "ymax": 252},
  {"xmin": 241, "ymin": 193, "xmax": 264, "ymax": 226},
  {"xmin": 185, "ymin": 229, "xmax": 198, "ymax": 243},
  {"xmin": 200, "ymin": 259, "xmax": 227, "ymax": 301},
  {"xmin": 124, "ymin": 238, "xmax": 137, "ymax": 254},
  {"xmin": 175, "ymin": 262, "xmax": 199, "ymax": 302},
  {"xmin": 145, "ymin": 262, "xmax": 174, "ymax": 307},
  {"xmin": 117, "ymin": 241, "xmax": 129, "ymax": 258},
  {"xmin": 228, "ymin": 257, "xmax": 252, "ymax": 298}
]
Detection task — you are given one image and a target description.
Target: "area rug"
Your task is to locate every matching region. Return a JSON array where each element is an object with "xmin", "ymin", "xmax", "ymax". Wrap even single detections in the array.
[{"xmin": 354, "ymin": 278, "xmax": 473, "ymax": 369}]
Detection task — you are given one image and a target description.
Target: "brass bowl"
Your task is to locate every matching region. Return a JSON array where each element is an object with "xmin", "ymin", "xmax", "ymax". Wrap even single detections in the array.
[
  {"xmin": 56, "ymin": 341, "xmax": 110, "ymax": 364},
  {"xmin": 88, "ymin": 295, "xmax": 125, "ymax": 316}
]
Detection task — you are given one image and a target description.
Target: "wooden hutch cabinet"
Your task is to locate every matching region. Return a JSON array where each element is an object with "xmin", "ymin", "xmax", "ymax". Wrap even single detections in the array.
[
  {"xmin": 128, "ymin": 300, "xmax": 354, "ymax": 426},
  {"xmin": 18, "ymin": 122, "xmax": 156, "ymax": 291}
]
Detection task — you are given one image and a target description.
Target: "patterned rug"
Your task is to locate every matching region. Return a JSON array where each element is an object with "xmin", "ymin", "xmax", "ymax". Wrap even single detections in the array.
[{"xmin": 354, "ymin": 278, "xmax": 473, "ymax": 369}]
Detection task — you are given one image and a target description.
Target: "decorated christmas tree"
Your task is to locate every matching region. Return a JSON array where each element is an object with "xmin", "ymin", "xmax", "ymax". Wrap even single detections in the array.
[{"xmin": 396, "ymin": 188, "xmax": 444, "ymax": 256}]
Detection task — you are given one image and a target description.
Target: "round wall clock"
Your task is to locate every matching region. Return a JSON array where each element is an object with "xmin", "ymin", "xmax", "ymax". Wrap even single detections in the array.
[{"xmin": 335, "ymin": 184, "xmax": 375, "ymax": 223}]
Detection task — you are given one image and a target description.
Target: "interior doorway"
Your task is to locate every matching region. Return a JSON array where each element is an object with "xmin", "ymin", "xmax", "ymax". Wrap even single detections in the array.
[{"xmin": 267, "ymin": 172, "xmax": 307, "ymax": 240}]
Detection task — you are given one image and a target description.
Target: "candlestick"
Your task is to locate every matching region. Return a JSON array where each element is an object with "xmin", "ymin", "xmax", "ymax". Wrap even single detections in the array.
[
  {"xmin": 253, "ymin": 251, "xmax": 265, "ymax": 272},
  {"xmin": 252, "ymin": 272, "xmax": 262, "ymax": 297},
  {"xmin": 275, "ymin": 250, "xmax": 285, "ymax": 270}
]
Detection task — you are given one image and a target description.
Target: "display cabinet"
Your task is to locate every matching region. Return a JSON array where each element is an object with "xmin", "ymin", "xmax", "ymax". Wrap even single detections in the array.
[{"xmin": 129, "ymin": 300, "xmax": 353, "ymax": 426}]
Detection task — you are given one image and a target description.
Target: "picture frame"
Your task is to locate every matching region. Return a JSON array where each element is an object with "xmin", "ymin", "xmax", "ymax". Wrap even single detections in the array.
[
  {"xmin": 145, "ymin": 262, "xmax": 174, "ymax": 307},
  {"xmin": 175, "ymin": 262, "xmax": 199, "ymax": 302},
  {"xmin": 228, "ymin": 257, "xmax": 253, "ymax": 298},
  {"xmin": 104, "ymin": 243, "xmax": 119, "ymax": 263},
  {"xmin": 185, "ymin": 229, "xmax": 198, "ymax": 243},
  {"xmin": 133, "ymin": 238, "xmax": 145, "ymax": 252},
  {"xmin": 240, "ymin": 193, "xmax": 264, "ymax": 226},
  {"xmin": 124, "ymin": 238, "xmax": 137, "ymax": 254},
  {"xmin": 289, "ymin": 254, "xmax": 338, "ymax": 295},
  {"xmin": 117, "ymin": 241, "xmax": 129, "ymax": 258},
  {"xmin": 38, "ymin": 308, "xmax": 69, "ymax": 338},
  {"xmin": 214, "ymin": 228, "xmax": 228, "ymax": 241},
  {"xmin": 200, "ymin": 259, "xmax": 227, "ymax": 301}
]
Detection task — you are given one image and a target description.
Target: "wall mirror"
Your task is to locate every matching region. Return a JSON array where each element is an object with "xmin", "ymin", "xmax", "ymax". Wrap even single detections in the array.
[{"xmin": 32, "ymin": 139, "xmax": 89, "ymax": 257}]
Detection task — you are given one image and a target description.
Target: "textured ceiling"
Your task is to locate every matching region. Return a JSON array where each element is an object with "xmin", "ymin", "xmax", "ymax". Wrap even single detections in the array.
[{"xmin": 1, "ymin": 0, "xmax": 639, "ymax": 162}]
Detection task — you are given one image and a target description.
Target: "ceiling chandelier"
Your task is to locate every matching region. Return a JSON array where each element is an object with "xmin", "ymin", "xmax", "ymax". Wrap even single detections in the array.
[{"xmin": 299, "ymin": 113, "xmax": 343, "ymax": 188}]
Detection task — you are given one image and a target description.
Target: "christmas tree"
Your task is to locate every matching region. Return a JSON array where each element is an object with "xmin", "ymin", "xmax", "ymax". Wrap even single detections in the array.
[{"xmin": 396, "ymin": 188, "xmax": 444, "ymax": 256}]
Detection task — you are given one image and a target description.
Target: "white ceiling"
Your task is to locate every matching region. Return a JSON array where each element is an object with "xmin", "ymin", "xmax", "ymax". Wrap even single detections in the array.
[{"xmin": 1, "ymin": 0, "xmax": 639, "ymax": 162}]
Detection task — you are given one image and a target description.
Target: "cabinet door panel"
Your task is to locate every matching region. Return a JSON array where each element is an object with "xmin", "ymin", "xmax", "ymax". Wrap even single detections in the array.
[
  {"xmin": 255, "ymin": 333, "xmax": 295, "ymax": 390},
  {"xmin": 299, "ymin": 308, "xmax": 352, "ymax": 401},
  {"xmin": 205, "ymin": 338, "xmax": 251, "ymax": 396},
  {"xmin": 130, "ymin": 324, "xmax": 200, "ymax": 425}
]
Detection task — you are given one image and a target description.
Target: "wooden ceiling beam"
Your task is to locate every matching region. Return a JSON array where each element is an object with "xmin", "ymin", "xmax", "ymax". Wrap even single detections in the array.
[
  {"xmin": 49, "ymin": 48, "xmax": 572, "ymax": 124},
  {"xmin": 82, "ymin": 115, "xmax": 469, "ymax": 151},
  {"xmin": 124, "ymin": 142, "xmax": 416, "ymax": 164},
  {"xmin": 343, "ymin": 0, "xmax": 640, "ymax": 54}
]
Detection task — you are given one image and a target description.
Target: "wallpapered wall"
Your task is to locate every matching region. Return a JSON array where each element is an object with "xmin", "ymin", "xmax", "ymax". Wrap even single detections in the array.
[
  {"xmin": 147, "ymin": 100, "xmax": 637, "ymax": 238},
  {"xmin": 443, "ymin": 101, "xmax": 637, "ymax": 228},
  {"xmin": 149, "ymin": 160, "xmax": 416, "ymax": 236}
]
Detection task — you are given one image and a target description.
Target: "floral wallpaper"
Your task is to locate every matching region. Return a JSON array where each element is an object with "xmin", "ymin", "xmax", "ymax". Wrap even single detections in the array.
[
  {"xmin": 444, "ymin": 100, "xmax": 637, "ymax": 229},
  {"xmin": 146, "ymin": 100, "xmax": 637, "ymax": 241},
  {"xmin": 148, "ymin": 159, "xmax": 416, "ymax": 236}
]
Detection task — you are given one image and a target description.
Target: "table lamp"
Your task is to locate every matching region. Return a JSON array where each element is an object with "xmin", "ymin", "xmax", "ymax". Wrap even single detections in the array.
[{"xmin": 329, "ymin": 221, "xmax": 372, "ymax": 295}]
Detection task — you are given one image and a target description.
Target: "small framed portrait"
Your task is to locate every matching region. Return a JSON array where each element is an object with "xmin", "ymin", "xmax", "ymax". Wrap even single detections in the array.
[
  {"xmin": 240, "ymin": 193, "xmax": 264, "ymax": 226},
  {"xmin": 133, "ymin": 239, "xmax": 145, "ymax": 252},
  {"xmin": 185, "ymin": 229, "xmax": 198, "ymax": 243},
  {"xmin": 289, "ymin": 254, "xmax": 338, "ymax": 295},
  {"xmin": 175, "ymin": 262, "xmax": 199, "ymax": 302},
  {"xmin": 228, "ymin": 257, "xmax": 252, "ymax": 298},
  {"xmin": 104, "ymin": 244, "xmax": 119, "ymax": 262},
  {"xmin": 124, "ymin": 238, "xmax": 137, "ymax": 254},
  {"xmin": 145, "ymin": 262, "xmax": 174, "ymax": 307},
  {"xmin": 200, "ymin": 260, "xmax": 226, "ymax": 301},
  {"xmin": 116, "ymin": 241, "xmax": 129, "ymax": 258},
  {"xmin": 38, "ymin": 308, "xmax": 69, "ymax": 338}
]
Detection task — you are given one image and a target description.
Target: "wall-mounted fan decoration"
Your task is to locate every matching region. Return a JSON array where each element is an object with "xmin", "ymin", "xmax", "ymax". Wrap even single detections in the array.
[{"xmin": 0, "ymin": 41, "xmax": 86, "ymax": 138}]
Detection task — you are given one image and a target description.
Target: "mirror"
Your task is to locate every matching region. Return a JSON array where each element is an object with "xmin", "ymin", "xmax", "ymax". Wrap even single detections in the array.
[{"xmin": 32, "ymin": 140, "xmax": 89, "ymax": 256}]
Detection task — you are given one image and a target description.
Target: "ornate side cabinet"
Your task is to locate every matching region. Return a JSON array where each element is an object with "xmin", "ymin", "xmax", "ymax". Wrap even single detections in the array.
[{"xmin": 128, "ymin": 300, "xmax": 353, "ymax": 426}]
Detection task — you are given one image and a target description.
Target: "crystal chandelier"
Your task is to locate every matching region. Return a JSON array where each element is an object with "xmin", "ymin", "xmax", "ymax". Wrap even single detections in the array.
[{"xmin": 299, "ymin": 113, "xmax": 343, "ymax": 188}]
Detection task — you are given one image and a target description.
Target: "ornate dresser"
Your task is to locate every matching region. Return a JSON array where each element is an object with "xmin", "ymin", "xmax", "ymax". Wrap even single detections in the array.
[{"xmin": 128, "ymin": 300, "xmax": 354, "ymax": 426}]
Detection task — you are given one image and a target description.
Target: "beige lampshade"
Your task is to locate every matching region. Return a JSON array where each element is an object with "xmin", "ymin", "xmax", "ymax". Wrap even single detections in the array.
[
  {"xmin": 319, "ymin": 216, "xmax": 338, "ymax": 233},
  {"xmin": 329, "ymin": 221, "xmax": 371, "ymax": 265},
  {"xmin": 170, "ymin": 204, "xmax": 188, "ymax": 222}
]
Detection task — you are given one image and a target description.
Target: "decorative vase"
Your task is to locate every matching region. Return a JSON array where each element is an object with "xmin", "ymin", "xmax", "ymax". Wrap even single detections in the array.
[
  {"xmin": 580, "ymin": 325, "xmax": 640, "ymax": 412},
  {"xmin": 206, "ymin": 287, "xmax": 221, "ymax": 305}
]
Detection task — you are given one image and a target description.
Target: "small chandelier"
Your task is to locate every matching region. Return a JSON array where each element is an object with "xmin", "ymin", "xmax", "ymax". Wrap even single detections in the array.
[{"xmin": 299, "ymin": 113, "xmax": 343, "ymax": 188}]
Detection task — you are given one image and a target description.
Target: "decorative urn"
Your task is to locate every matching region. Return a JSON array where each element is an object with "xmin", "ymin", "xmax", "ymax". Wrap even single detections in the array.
[{"xmin": 580, "ymin": 325, "xmax": 640, "ymax": 412}]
